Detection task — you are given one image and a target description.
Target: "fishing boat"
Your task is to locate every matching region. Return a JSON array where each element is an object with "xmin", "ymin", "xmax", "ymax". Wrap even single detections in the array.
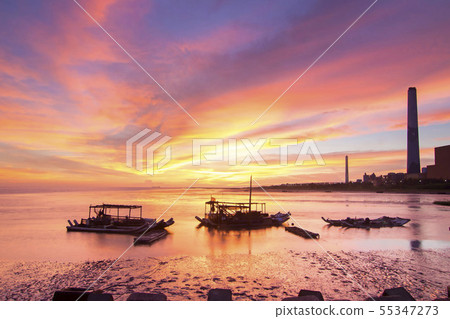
[
  {"xmin": 322, "ymin": 216, "xmax": 410, "ymax": 228},
  {"xmin": 66, "ymin": 204, "xmax": 174, "ymax": 235},
  {"xmin": 195, "ymin": 176, "xmax": 290, "ymax": 229},
  {"xmin": 434, "ymin": 201, "xmax": 450, "ymax": 206}
]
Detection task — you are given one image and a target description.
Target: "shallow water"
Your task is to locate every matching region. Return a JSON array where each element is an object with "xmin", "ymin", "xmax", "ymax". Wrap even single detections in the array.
[{"xmin": 0, "ymin": 189, "xmax": 449, "ymax": 261}]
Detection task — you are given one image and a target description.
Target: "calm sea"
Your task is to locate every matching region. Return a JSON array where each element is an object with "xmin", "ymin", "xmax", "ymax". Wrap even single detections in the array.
[{"xmin": 0, "ymin": 189, "xmax": 449, "ymax": 261}]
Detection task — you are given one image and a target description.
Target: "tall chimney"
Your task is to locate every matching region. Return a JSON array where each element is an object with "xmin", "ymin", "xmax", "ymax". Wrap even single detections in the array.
[
  {"xmin": 407, "ymin": 87, "xmax": 420, "ymax": 174},
  {"xmin": 345, "ymin": 155, "xmax": 349, "ymax": 184}
]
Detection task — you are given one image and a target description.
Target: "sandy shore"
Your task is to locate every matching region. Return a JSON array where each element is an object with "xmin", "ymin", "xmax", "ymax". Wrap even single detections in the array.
[{"xmin": 0, "ymin": 249, "xmax": 449, "ymax": 301}]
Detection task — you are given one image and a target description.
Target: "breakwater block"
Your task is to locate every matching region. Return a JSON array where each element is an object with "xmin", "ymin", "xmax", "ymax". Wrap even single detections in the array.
[
  {"xmin": 282, "ymin": 295, "xmax": 321, "ymax": 301},
  {"xmin": 127, "ymin": 292, "xmax": 167, "ymax": 301},
  {"xmin": 52, "ymin": 288, "xmax": 91, "ymax": 301},
  {"xmin": 298, "ymin": 289, "xmax": 324, "ymax": 301},
  {"xmin": 381, "ymin": 287, "xmax": 415, "ymax": 301},
  {"xmin": 282, "ymin": 289, "xmax": 324, "ymax": 301},
  {"xmin": 87, "ymin": 292, "xmax": 114, "ymax": 301},
  {"xmin": 207, "ymin": 289, "xmax": 232, "ymax": 301},
  {"xmin": 368, "ymin": 287, "xmax": 415, "ymax": 301}
]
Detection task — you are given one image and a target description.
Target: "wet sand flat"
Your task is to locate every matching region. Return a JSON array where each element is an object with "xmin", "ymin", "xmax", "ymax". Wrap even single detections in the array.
[{"xmin": 0, "ymin": 249, "xmax": 449, "ymax": 301}]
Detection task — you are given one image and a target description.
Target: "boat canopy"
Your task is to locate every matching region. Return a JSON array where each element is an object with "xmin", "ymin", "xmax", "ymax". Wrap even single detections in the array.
[
  {"xmin": 204, "ymin": 200, "xmax": 266, "ymax": 216},
  {"xmin": 89, "ymin": 204, "xmax": 143, "ymax": 219}
]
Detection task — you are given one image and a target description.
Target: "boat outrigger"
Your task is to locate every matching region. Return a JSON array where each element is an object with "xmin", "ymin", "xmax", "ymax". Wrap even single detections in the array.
[
  {"xmin": 321, "ymin": 216, "xmax": 410, "ymax": 229},
  {"xmin": 66, "ymin": 204, "xmax": 174, "ymax": 235},
  {"xmin": 195, "ymin": 176, "xmax": 290, "ymax": 229}
]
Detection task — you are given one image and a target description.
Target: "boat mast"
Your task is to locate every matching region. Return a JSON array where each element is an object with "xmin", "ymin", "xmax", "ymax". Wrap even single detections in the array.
[{"xmin": 248, "ymin": 175, "xmax": 252, "ymax": 213}]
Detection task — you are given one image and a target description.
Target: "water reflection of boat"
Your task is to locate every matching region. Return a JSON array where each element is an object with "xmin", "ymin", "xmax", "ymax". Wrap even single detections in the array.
[
  {"xmin": 322, "ymin": 216, "xmax": 410, "ymax": 228},
  {"xmin": 195, "ymin": 176, "xmax": 290, "ymax": 229},
  {"xmin": 66, "ymin": 204, "xmax": 174, "ymax": 235}
]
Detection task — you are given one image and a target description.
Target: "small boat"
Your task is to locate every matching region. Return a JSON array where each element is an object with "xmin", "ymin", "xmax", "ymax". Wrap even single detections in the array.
[
  {"xmin": 322, "ymin": 217, "xmax": 340, "ymax": 226},
  {"xmin": 434, "ymin": 201, "xmax": 450, "ymax": 206},
  {"xmin": 133, "ymin": 229, "xmax": 168, "ymax": 245},
  {"xmin": 285, "ymin": 226, "xmax": 319, "ymax": 239},
  {"xmin": 373, "ymin": 216, "xmax": 410, "ymax": 227},
  {"xmin": 67, "ymin": 204, "xmax": 174, "ymax": 235},
  {"xmin": 321, "ymin": 217, "xmax": 364, "ymax": 227},
  {"xmin": 195, "ymin": 176, "xmax": 290, "ymax": 229},
  {"xmin": 270, "ymin": 212, "xmax": 291, "ymax": 224},
  {"xmin": 322, "ymin": 216, "xmax": 410, "ymax": 228},
  {"xmin": 341, "ymin": 220, "xmax": 370, "ymax": 229}
]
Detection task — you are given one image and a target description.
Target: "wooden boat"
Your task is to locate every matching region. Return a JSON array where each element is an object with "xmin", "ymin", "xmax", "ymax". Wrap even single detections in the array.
[
  {"xmin": 373, "ymin": 216, "xmax": 410, "ymax": 227},
  {"xmin": 195, "ymin": 176, "xmax": 290, "ymax": 229},
  {"xmin": 322, "ymin": 216, "xmax": 410, "ymax": 228},
  {"xmin": 285, "ymin": 226, "xmax": 319, "ymax": 239},
  {"xmin": 321, "ymin": 217, "xmax": 364, "ymax": 227},
  {"xmin": 342, "ymin": 216, "xmax": 410, "ymax": 228},
  {"xmin": 341, "ymin": 220, "xmax": 370, "ymax": 229},
  {"xmin": 133, "ymin": 229, "xmax": 168, "ymax": 245},
  {"xmin": 434, "ymin": 201, "xmax": 450, "ymax": 206},
  {"xmin": 66, "ymin": 204, "xmax": 174, "ymax": 235},
  {"xmin": 270, "ymin": 212, "xmax": 291, "ymax": 224}
]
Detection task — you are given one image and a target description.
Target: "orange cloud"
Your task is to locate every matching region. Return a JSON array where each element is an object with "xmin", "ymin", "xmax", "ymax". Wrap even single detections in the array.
[{"xmin": 0, "ymin": 0, "xmax": 449, "ymax": 190}]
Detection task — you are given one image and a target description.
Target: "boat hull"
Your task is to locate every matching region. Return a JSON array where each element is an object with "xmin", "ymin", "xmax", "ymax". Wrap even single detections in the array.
[
  {"xmin": 66, "ymin": 218, "xmax": 174, "ymax": 235},
  {"xmin": 195, "ymin": 213, "xmax": 290, "ymax": 230},
  {"xmin": 66, "ymin": 223, "xmax": 149, "ymax": 234},
  {"xmin": 322, "ymin": 216, "xmax": 410, "ymax": 228}
]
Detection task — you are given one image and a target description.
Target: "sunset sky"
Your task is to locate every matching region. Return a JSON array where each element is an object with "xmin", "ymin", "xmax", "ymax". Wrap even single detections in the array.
[{"xmin": 0, "ymin": 0, "xmax": 449, "ymax": 191}]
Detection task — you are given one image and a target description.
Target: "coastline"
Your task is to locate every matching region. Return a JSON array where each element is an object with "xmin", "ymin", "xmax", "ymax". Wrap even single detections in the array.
[
  {"xmin": 1, "ymin": 186, "xmax": 448, "ymax": 195},
  {"xmin": 249, "ymin": 188, "xmax": 450, "ymax": 195},
  {"xmin": 1, "ymin": 248, "xmax": 449, "ymax": 301}
]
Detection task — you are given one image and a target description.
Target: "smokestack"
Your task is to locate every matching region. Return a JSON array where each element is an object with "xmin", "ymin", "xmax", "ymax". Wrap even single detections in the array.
[
  {"xmin": 345, "ymin": 155, "xmax": 349, "ymax": 184},
  {"xmin": 407, "ymin": 87, "xmax": 420, "ymax": 174}
]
